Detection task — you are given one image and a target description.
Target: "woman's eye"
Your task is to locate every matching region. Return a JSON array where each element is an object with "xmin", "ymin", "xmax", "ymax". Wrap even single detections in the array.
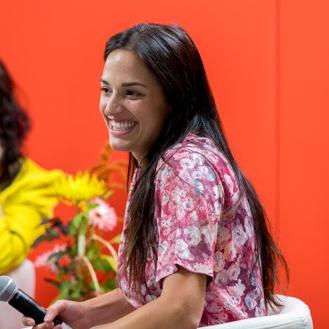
[
  {"xmin": 101, "ymin": 87, "xmax": 112, "ymax": 94},
  {"xmin": 126, "ymin": 90, "xmax": 141, "ymax": 97}
]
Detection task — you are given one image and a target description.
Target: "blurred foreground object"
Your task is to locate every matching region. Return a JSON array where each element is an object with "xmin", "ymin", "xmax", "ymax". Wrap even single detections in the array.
[
  {"xmin": 0, "ymin": 59, "xmax": 65, "ymax": 274},
  {"xmin": 34, "ymin": 145, "xmax": 127, "ymax": 301},
  {"xmin": 0, "ymin": 260, "xmax": 35, "ymax": 329}
]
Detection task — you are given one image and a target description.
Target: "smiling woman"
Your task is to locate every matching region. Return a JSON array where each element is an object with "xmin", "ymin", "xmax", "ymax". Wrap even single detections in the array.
[
  {"xmin": 23, "ymin": 23, "xmax": 288, "ymax": 329},
  {"xmin": 100, "ymin": 49, "xmax": 169, "ymax": 163}
]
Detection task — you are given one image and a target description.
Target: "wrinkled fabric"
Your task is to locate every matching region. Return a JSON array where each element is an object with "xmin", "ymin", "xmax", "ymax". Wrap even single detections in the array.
[
  {"xmin": 117, "ymin": 134, "xmax": 265, "ymax": 326},
  {"xmin": 0, "ymin": 158, "xmax": 64, "ymax": 274}
]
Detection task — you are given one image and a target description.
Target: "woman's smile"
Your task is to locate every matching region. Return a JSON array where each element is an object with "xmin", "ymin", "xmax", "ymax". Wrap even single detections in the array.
[{"xmin": 109, "ymin": 120, "xmax": 138, "ymax": 136}]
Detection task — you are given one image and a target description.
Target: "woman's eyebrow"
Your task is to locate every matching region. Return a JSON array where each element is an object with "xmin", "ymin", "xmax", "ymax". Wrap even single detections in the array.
[
  {"xmin": 122, "ymin": 82, "xmax": 147, "ymax": 88},
  {"xmin": 100, "ymin": 79, "xmax": 148, "ymax": 88}
]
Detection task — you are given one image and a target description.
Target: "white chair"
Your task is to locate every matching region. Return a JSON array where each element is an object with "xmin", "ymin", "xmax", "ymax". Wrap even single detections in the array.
[
  {"xmin": 200, "ymin": 295, "xmax": 313, "ymax": 329},
  {"xmin": 0, "ymin": 260, "xmax": 36, "ymax": 329},
  {"xmin": 22, "ymin": 294, "xmax": 313, "ymax": 329}
]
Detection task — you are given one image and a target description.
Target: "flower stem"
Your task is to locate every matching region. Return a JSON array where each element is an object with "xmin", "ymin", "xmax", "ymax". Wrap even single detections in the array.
[
  {"xmin": 79, "ymin": 255, "xmax": 101, "ymax": 294},
  {"xmin": 78, "ymin": 234, "xmax": 86, "ymax": 257},
  {"xmin": 91, "ymin": 234, "xmax": 118, "ymax": 265}
]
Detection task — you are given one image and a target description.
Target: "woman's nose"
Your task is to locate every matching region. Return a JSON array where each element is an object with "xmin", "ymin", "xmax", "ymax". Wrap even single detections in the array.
[{"xmin": 103, "ymin": 95, "xmax": 122, "ymax": 117}]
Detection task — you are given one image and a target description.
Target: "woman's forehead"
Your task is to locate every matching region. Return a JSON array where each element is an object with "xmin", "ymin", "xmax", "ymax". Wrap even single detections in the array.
[{"xmin": 102, "ymin": 50, "xmax": 157, "ymax": 87}]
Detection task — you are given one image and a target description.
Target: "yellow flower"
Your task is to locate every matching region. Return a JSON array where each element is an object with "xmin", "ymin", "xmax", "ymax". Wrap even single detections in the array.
[{"xmin": 56, "ymin": 172, "xmax": 110, "ymax": 207}]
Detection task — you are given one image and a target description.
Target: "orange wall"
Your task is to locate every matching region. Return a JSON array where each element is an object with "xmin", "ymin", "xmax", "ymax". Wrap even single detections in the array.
[
  {"xmin": 0, "ymin": 0, "xmax": 328, "ymax": 327},
  {"xmin": 279, "ymin": 1, "xmax": 329, "ymax": 327}
]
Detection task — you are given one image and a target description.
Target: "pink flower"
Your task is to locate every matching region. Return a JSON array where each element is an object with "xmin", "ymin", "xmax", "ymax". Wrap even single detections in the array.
[
  {"xmin": 34, "ymin": 244, "xmax": 66, "ymax": 272},
  {"xmin": 89, "ymin": 198, "xmax": 117, "ymax": 231}
]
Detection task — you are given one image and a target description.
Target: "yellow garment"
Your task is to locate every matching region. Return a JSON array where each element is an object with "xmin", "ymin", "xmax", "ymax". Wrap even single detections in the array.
[{"xmin": 0, "ymin": 158, "xmax": 65, "ymax": 274}]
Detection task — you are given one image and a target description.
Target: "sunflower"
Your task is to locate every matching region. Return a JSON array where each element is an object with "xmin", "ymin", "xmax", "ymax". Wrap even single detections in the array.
[{"xmin": 56, "ymin": 172, "xmax": 110, "ymax": 208}]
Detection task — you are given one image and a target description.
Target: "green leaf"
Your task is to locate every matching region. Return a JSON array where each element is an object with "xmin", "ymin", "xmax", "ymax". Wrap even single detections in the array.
[
  {"xmin": 105, "ymin": 279, "xmax": 117, "ymax": 290},
  {"xmin": 70, "ymin": 244, "xmax": 77, "ymax": 257},
  {"xmin": 101, "ymin": 255, "xmax": 117, "ymax": 271},
  {"xmin": 79, "ymin": 214, "xmax": 89, "ymax": 235},
  {"xmin": 110, "ymin": 234, "xmax": 121, "ymax": 244},
  {"xmin": 87, "ymin": 203, "xmax": 99, "ymax": 210},
  {"xmin": 57, "ymin": 281, "xmax": 71, "ymax": 300},
  {"xmin": 86, "ymin": 246, "xmax": 98, "ymax": 260},
  {"xmin": 93, "ymin": 257, "xmax": 106, "ymax": 271},
  {"xmin": 44, "ymin": 278, "xmax": 61, "ymax": 288},
  {"xmin": 69, "ymin": 213, "xmax": 83, "ymax": 235},
  {"xmin": 70, "ymin": 287, "xmax": 82, "ymax": 301},
  {"xmin": 48, "ymin": 250, "xmax": 65, "ymax": 262}
]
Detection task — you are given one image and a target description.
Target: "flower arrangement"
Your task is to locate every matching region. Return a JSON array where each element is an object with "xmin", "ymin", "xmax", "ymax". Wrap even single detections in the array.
[{"xmin": 34, "ymin": 145, "xmax": 127, "ymax": 301}]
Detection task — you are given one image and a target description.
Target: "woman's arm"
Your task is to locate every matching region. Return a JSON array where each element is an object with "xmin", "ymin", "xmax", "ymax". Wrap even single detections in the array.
[
  {"xmin": 83, "ymin": 288, "xmax": 135, "ymax": 327},
  {"xmin": 101, "ymin": 267, "xmax": 207, "ymax": 329},
  {"xmin": 0, "ymin": 158, "xmax": 64, "ymax": 274},
  {"xmin": 23, "ymin": 288, "xmax": 135, "ymax": 329},
  {"xmin": 0, "ymin": 204, "xmax": 44, "ymax": 274},
  {"xmin": 23, "ymin": 267, "xmax": 206, "ymax": 329}
]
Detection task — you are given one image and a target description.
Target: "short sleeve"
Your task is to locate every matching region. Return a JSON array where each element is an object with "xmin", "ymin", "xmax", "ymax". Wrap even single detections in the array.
[{"xmin": 154, "ymin": 150, "xmax": 224, "ymax": 282}]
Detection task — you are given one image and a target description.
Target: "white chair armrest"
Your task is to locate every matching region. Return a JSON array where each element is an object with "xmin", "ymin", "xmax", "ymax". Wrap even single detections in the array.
[
  {"xmin": 0, "ymin": 260, "xmax": 36, "ymax": 329},
  {"xmin": 199, "ymin": 295, "xmax": 313, "ymax": 329}
]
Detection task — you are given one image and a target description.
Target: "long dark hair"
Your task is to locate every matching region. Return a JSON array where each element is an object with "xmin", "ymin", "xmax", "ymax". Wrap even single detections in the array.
[
  {"xmin": 0, "ymin": 60, "xmax": 30, "ymax": 190},
  {"xmin": 104, "ymin": 23, "xmax": 288, "ymax": 306}
]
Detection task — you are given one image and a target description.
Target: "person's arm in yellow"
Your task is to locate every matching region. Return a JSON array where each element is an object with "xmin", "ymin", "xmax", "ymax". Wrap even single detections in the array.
[
  {"xmin": 0, "ymin": 204, "xmax": 45, "ymax": 273},
  {"xmin": 0, "ymin": 158, "xmax": 64, "ymax": 274}
]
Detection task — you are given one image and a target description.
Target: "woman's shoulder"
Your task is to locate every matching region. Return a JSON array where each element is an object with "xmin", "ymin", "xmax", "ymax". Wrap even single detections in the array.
[
  {"xmin": 20, "ymin": 157, "xmax": 49, "ymax": 173},
  {"xmin": 156, "ymin": 134, "xmax": 240, "ymax": 203},
  {"xmin": 159, "ymin": 134, "xmax": 230, "ymax": 172},
  {"xmin": 0, "ymin": 157, "xmax": 65, "ymax": 198},
  {"xmin": 20, "ymin": 157, "xmax": 64, "ymax": 177}
]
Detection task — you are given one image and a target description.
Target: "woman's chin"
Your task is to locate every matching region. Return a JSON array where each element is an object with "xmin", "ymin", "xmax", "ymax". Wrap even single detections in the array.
[{"xmin": 109, "ymin": 139, "xmax": 131, "ymax": 152}]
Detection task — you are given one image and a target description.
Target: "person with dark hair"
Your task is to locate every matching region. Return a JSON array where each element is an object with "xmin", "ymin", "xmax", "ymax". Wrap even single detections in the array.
[
  {"xmin": 0, "ymin": 60, "xmax": 64, "ymax": 275},
  {"xmin": 23, "ymin": 23, "xmax": 287, "ymax": 329}
]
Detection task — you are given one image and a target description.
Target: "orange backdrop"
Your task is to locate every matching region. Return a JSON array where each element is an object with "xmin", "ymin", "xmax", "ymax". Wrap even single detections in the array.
[{"xmin": 0, "ymin": 0, "xmax": 328, "ymax": 327}]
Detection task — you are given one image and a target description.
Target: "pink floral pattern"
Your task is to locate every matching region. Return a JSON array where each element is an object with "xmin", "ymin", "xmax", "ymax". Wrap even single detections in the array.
[{"xmin": 117, "ymin": 134, "xmax": 265, "ymax": 326}]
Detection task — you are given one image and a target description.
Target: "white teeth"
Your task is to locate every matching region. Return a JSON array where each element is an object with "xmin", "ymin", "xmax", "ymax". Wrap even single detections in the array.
[{"xmin": 111, "ymin": 121, "xmax": 136, "ymax": 131}]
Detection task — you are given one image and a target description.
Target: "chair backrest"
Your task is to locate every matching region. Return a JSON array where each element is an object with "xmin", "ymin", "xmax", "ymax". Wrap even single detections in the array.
[
  {"xmin": 200, "ymin": 295, "xmax": 313, "ymax": 329},
  {"xmin": 0, "ymin": 260, "xmax": 36, "ymax": 329}
]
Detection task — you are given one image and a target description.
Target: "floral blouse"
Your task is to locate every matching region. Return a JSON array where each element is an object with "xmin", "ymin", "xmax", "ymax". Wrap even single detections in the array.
[{"xmin": 117, "ymin": 134, "xmax": 265, "ymax": 326}]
